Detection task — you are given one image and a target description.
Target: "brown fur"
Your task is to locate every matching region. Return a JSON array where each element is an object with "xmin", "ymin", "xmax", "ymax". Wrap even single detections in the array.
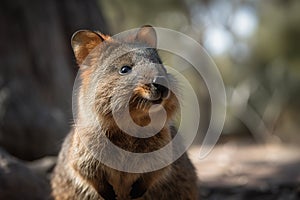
[{"xmin": 51, "ymin": 26, "xmax": 198, "ymax": 200}]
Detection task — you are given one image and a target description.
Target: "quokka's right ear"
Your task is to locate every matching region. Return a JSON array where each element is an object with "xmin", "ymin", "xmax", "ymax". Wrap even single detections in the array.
[
  {"xmin": 71, "ymin": 30, "xmax": 106, "ymax": 65},
  {"xmin": 135, "ymin": 25, "xmax": 157, "ymax": 48}
]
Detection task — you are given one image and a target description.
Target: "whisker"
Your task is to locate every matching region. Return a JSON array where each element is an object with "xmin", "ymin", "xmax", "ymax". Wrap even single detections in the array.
[
  {"xmin": 142, "ymin": 99, "xmax": 148, "ymax": 111},
  {"xmin": 139, "ymin": 98, "xmax": 145, "ymax": 110},
  {"xmin": 131, "ymin": 95, "xmax": 139, "ymax": 104},
  {"xmin": 137, "ymin": 98, "xmax": 143, "ymax": 109}
]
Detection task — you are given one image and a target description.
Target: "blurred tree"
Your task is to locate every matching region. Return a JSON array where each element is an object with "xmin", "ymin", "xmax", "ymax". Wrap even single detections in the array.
[
  {"xmin": 102, "ymin": 0, "xmax": 300, "ymax": 144},
  {"xmin": 101, "ymin": 0, "xmax": 190, "ymax": 32},
  {"xmin": 0, "ymin": 0, "xmax": 108, "ymax": 160}
]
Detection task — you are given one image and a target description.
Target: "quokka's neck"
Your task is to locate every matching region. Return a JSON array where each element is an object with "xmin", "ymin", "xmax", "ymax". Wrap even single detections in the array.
[
  {"xmin": 75, "ymin": 107, "xmax": 173, "ymax": 150},
  {"xmin": 74, "ymin": 118, "xmax": 172, "ymax": 153}
]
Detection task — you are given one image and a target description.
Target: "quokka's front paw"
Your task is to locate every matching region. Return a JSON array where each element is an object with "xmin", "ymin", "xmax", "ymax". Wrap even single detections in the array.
[
  {"xmin": 99, "ymin": 179, "xmax": 117, "ymax": 200},
  {"xmin": 130, "ymin": 178, "xmax": 147, "ymax": 199}
]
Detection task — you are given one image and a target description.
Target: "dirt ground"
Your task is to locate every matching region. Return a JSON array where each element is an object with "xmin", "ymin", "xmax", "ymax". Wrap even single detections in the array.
[{"xmin": 189, "ymin": 143, "xmax": 300, "ymax": 200}]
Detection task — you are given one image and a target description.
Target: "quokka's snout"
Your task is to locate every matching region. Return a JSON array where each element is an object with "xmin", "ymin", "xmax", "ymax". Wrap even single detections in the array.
[
  {"xmin": 133, "ymin": 75, "xmax": 171, "ymax": 105},
  {"xmin": 152, "ymin": 75, "xmax": 170, "ymax": 99}
]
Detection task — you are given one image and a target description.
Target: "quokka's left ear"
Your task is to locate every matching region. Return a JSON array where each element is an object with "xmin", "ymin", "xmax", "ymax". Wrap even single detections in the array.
[
  {"xmin": 71, "ymin": 30, "xmax": 109, "ymax": 66},
  {"xmin": 135, "ymin": 25, "xmax": 157, "ymax": 48}
]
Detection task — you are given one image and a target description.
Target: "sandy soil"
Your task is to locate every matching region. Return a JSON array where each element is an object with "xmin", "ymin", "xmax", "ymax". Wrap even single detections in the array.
[{"xmin": 189, "ymin": 143, "xmax": 300, "ymax": 200}]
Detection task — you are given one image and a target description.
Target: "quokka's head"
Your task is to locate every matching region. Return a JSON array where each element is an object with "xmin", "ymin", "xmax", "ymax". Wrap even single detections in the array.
[{"xmin": 71, "ymin": 25, "xmax": 179, "ymax": 128}]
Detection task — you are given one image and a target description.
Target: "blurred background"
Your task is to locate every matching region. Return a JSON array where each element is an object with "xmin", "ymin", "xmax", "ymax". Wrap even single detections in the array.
[{"xmin": 0, "ymin": 0, "xmax": 299, "ymax": 199}]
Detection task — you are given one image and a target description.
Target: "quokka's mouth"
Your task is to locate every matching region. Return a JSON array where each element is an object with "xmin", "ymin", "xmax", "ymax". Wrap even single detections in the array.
[
  {"xmin": 130, "ymin": 80, "xmax": 171, "ymax": 109},
  {"xmin": 142, "ymin": 92, "xmax": 164, "ymax": 104},
  {"xmin": 130, "ymin": 95, "xmax": 164, "ymax": 110},
  {"xmin": 150, "ymin": 98, "xmax": 163, "ymax": 104}
]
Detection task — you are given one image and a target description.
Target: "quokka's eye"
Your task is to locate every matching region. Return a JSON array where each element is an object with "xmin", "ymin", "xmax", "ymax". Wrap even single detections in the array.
[{"xmin": 119, "ymin": 65, "xmax": 132, "ymax": 75}]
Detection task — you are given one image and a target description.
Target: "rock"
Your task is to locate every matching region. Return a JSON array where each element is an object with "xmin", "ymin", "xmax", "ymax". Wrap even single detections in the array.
[{"xmin": 0, "ymin": 148, "xmax": 51, "ymax": 200}]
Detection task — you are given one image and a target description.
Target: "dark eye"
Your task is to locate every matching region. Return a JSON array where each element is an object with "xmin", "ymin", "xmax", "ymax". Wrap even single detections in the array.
[{"xmin": 119, "ymin": 65, "xmax": 132, "ymax": 75}]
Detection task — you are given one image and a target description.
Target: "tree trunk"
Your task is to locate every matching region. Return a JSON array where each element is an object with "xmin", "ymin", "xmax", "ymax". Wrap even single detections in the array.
[{"xmin": 0, "ymin": 0, "xmax": 108, "ymax": 160}]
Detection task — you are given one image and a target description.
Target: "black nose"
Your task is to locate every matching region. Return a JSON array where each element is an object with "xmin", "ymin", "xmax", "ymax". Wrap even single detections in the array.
[{"xmin": 152, "ymin": 76, "xmax": 170, "ymax": 99}]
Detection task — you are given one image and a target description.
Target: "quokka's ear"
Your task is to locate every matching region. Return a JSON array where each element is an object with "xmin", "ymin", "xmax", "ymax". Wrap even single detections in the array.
[
  {"xmin": 71, "ymin": 30, "xmax": 106, "ymax": 65},
  {"xmin": 135, "ymin": 25, "xmax": 157, "ymax": 48}
]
